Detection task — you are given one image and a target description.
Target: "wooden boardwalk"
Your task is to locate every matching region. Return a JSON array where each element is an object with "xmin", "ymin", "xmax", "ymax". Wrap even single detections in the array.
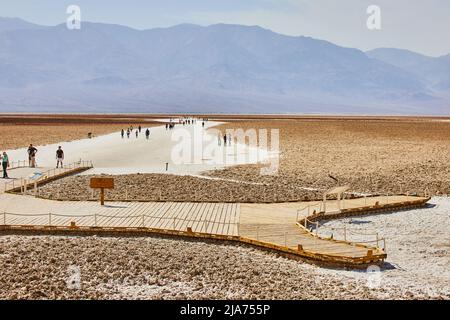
[
  {"xmin": 0, "ymin": 193, "xmax": 430, "ymax": 268},
  {"xmin": 0, "ymin": 195, "xmax": 239, "ymax": 237}
]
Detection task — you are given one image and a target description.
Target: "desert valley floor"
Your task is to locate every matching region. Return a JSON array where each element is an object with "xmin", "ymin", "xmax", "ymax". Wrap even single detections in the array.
[{"xmin": 0, "ymin": 115, "xmax": 449, "ymax": 300}]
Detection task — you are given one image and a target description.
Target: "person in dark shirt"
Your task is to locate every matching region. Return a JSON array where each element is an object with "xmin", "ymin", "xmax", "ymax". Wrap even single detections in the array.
[
  {"xmin": 28, "ymin": 144, "xmax": 38, "ymax": 168},
  {"xmin": 145, "ymin": 128, "xmax": 150, "ymax": 140},
  {"xmin": 1, "ymin": 152, "xmax": 9, "ymax": 178},
  {"xmin": 121, "ymin": 129, "xmax": 124, "ymax": 139},
  {"xmin": 56, "ymin": 146, "xmax": 64, "ymax": 168}
]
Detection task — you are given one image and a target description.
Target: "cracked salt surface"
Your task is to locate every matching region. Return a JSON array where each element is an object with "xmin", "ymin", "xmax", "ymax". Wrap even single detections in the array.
[{"xmin": 315, "ymin": 197, "xmax": 450, "ymax": 298}]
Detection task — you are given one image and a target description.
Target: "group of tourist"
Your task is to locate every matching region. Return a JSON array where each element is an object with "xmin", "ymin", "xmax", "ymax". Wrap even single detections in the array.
[
  {"xmin": 0, "ymin": 145, "xmax": 65, "ymax": 180},
  {"xmin": 121, "ymin": 125, "xmax": 151, "ymax": 139},
  {"xmin": 218, "ymin": 133, "xmax": 233, "ymax": 146},
  {"xmin": 165, "ymin": 117, "xmax": 207, "ymax": 130}
]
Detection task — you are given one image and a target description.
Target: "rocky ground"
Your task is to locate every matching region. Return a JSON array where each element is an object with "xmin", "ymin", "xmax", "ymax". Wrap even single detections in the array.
[
  {"xmin": 36, "ymin": 174, "xmax": 325, "ymax": 203},
  {"xmin": 1, "ymin": 234, "xmax": 447, "ymax": 300},
  {"xmin": 0, "ymin": 116, "xmax": 159, "ymax": 151},
  {"xmin": 37, "ymin": 118, "xmax": 450, "ymax": 202},
  {"xmin": 207, "ymin": 119, "xmax": 450, "ymax": 197}
]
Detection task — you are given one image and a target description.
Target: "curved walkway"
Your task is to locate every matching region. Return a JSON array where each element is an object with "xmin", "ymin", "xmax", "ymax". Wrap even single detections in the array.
[{"xmin": 0, "ymin": 192, "xmax": 429, "ymax": 268}]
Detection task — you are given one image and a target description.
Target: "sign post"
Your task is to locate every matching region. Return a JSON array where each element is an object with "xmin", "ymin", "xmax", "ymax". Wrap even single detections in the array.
[{"xmin": 90, "ymin": 178, "xmax": 114, "ymax": 205}]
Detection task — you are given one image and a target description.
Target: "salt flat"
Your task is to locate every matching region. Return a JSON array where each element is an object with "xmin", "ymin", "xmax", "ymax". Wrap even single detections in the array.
[
  {"xmin": 315, "ymin": 197, "xmax": 450, "ymax": 298},
  {"xmin": 4, "ymin": 121, "xmax": 270, "ymax": 176}
]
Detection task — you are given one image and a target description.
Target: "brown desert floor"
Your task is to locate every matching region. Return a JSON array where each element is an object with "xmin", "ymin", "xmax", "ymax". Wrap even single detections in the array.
[
  {"xmin": 0, "ymin": 115, "xmax": 160, "ymax": 150},
  {"xmin": 37, "ymin": 118, "xmax": 450, "ymax": 202},
  {"xmin": 207, "ymin": 119, "xmax": 450, "ymax": 197},
  {"xmin": 37, "ymin": 174, "xmax": 324, "ymax": 202}
]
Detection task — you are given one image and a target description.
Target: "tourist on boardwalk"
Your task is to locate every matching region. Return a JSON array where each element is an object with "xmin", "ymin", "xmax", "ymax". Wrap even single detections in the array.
[
  {"xmin": 218, "ymin": 133, "xmax": 221, "ymax": 146},
  {"xmin": 56, "ymin": 146, "xmax": 64, "ymax": 168},
  {"xmin": 1, "ymin": 152, "xmax": 9, "ymax": 178},
  {"xmin": 145, "ymin": 128, "xmax": 150, "ymax": 139},
  {"xmin": 28, "ymin": 144, "xmax": 38, "ymax": 167},
  {"xmin": 223, "ymin": 134, "xmax": 227, "ymax": 146},
  {"xmin": 138, "ymin": 125, "xmax": 142, "ymax": 133},
  {"xmin": 127, "ymin": 129, "xmax": 130, "ymax": 138},
  {"xmin": 121, "ymin": 129, "xmax": 124, "ymax": 138},
  {"xmin": 227, "ymin": 133, "xmax": 232, "ymax": 146}
]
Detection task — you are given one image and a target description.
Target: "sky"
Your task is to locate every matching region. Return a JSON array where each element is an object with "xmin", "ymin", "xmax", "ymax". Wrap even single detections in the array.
[{"xmin": 1, "ymin": 0, "xmax": 449, "ymax": 57}]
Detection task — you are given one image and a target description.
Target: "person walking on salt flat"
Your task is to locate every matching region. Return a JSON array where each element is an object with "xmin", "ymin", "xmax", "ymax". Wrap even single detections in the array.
[
  {"xmin": 145, "ymin": 128, "xmax": 150, "ymax": 140},
  {"xmin": 56, "ymin": 146, "xmax": 64, "ymax": 168},
  {"xmin": 28, "ymin": 144, "xmax": 38, "ymax": 168},
  {"xmin": 1, "ymin": 152, "xmax": 10, "ymax": 179}
]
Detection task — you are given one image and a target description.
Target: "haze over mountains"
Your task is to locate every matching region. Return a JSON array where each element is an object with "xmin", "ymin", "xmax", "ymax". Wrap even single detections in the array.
[{"xmin": 0, "ymin": 17, "xmax": 449, "ymax": 114}]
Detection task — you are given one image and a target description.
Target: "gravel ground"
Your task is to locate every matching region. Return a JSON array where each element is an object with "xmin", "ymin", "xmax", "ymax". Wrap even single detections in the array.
[
  {"xmin": 36, "ymin": 174, "xmax": 325, "ymax": 203},
  {"xmin": 2, "ymin": 234, "xmax": 447, "ymax": 300},
  {"xmin": 207, "ymin": 119, "xmax": 450, "ymax": 196},
  {"xmin": 0, "ymin": 120, "xmax": 156, "ymax": 151}
]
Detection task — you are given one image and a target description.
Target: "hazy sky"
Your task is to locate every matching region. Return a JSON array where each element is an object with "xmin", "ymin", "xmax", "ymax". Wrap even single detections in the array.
[{"xmin": 1, "ymin": 0, "xmax": 449, "ymax": 56}]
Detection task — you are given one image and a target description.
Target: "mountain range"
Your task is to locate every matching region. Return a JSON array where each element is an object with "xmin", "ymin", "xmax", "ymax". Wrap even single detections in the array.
[{"xmin": 0, "ymin": 17, "xmax": 449, "ymax": 114}]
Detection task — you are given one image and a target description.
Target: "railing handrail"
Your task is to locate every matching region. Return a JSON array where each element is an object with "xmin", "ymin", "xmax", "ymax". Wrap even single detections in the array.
[
  {"xmin": 0, "ymin": 211, "xmax": 239, "ymax": 225},
  {"xmin": 3, "ymin": 160, "xmax": 93, "ymax": 192}
]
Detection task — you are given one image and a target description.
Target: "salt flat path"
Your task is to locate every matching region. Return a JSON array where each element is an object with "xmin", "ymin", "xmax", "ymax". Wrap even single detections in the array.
[{"xmin": 3, "ymin": 121, "xmax": 270, "ymax": 176}]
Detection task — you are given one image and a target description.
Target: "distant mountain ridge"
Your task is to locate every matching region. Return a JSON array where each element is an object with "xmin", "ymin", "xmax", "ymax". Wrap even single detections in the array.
[
  {"xmin": 366, "ymin": 48, "xmax": 450, "ymax": 92},
  {"xmin": 0, "ymin": 17, "xmax": 449, "ymax": 114}
]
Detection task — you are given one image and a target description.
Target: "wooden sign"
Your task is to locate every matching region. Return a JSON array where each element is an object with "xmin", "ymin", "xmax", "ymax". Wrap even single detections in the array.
[
  {"xmin": 90, "ymin": 178, "xmax": 114, "ymax": 205},
  {"xmin": 90, "ymin": 178, "xmax": 114, "ymax": 189}
]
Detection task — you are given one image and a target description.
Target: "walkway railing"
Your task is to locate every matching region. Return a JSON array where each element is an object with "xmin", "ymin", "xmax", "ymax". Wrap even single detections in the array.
[
  {"xmin": 293, "ymin": 196, "xmax": 422, "ymax": 253},
  {"xmin": 3, "ymin": 160, "xmax": 93, "ymax": 193},
  {"xmin": 8, "ymin": 160, "xmax": 29, "ymax": 170},
  {"xmin": 0, "ymin": 211, "xmax": 238, "ymax": 235}
]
